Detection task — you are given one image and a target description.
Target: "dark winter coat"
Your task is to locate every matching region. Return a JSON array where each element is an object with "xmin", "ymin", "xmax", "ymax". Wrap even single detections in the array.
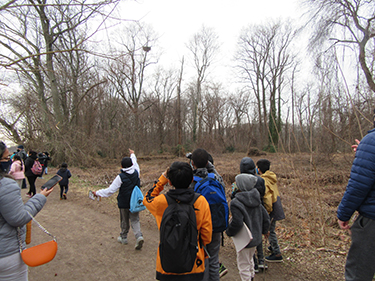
[
  {"xmin": 24, "ymin": 154, "xmax": 37, "ymax": 177},
  {"xmin": 226, "ymin": 174, "xmax": 270, "ymax": 248},
  {"xmin": 337, "ymin": 128, "xmax": 375, "ymax": 221},
  {"xmin": 57, "ymin": 168, "xmax": 72, "ymax": 186}
]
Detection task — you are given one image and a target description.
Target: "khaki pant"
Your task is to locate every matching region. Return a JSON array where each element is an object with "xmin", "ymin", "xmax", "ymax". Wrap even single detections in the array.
[{"xmin": 237, "ymin": 246, "xmax": 256, "ymax": 281}]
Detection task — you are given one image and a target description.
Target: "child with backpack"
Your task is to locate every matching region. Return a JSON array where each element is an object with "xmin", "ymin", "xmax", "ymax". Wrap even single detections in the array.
[
  {"xmin": 226, "ymin": 174, "xmax": 270, "ymax": 281},
  {"xmin": 56, "ymin": 162, "xmax": 72, "ymax": 200},
  {"xmin": 93, "ymin": 149, "xmax": 144, "ymax": 250},
  {"xmin": 9, "ymin": 154, "xmax": 25, "ymax": 188},
  {"xmin": 143, "ymin": 161, "xmax": 212, "ymax": 281},
  {"xmin": 189, "ymin": 148, "xmax": 228, "ymax": 281},
  {"xmin": 256, "ymin": 159, "xmax": 285, "ymax": 263}
]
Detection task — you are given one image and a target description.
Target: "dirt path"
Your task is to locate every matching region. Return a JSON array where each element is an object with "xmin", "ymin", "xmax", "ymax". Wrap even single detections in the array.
[{"xmin": 24, "ymin": 175, "xmax": 290, "ymax": 281}]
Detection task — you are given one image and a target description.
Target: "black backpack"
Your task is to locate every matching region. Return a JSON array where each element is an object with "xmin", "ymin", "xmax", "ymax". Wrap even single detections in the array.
[{"xmin": 159, "ymin": 193, "xmax": 200, "ymax": 273}]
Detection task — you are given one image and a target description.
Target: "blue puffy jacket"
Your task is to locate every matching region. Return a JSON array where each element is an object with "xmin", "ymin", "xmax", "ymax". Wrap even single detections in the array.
[{"xmin": 337, "ymin": 129, "xmax": 375, "ymax": 221}]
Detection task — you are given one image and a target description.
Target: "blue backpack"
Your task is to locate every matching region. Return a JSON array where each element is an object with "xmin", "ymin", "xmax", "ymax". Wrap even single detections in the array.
[
  {"xmin": 129, "ymin": 185, "xmax": 146, "ymax": 213},
  {"xmin": 194, "ymin": 173, "xmax": 229, "ymax": 233}
]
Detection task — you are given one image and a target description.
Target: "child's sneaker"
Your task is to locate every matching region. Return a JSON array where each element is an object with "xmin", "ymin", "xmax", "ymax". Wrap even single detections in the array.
[
  {"xmin": 258, "ymin": 260, "xmax": 268, "ymax": 270},
  {"xmin": 254, "ymin": 262, "xmax": 259, "ymax": 273},
  {"xmin": 265, "ymin": 253, "xmax": 283, "ymax": 262},
  {"xmin": 135, "ymin": 236, "xmax": 144, "ymax": 250},
  {"xmin": 219, "ymin": 263, "xmax": 228, "ymax": 277},
  {"xmin": 117, "ymin": 236, "xmax": 128, "ymax": 245},
  {"xmin": 63, "ymin": 193, "xmax": 67, "ymax": 199}
]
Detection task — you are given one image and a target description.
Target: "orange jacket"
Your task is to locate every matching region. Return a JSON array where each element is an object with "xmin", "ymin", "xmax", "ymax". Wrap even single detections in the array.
[{"xmin": 143, "ymin": 174, "xmax": 212, "ymax": 280}]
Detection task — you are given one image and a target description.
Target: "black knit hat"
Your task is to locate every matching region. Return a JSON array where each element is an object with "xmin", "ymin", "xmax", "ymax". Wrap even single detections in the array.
[{"xmin": 121, "ymin": 157, "xmax": 133, "ymax": 168}]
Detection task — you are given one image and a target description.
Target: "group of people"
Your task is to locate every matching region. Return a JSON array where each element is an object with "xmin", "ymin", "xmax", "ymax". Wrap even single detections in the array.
[
  {"xmin": 1, "ymin": 124, "xmax": 374, "ymax": 281},
  {"xmin": 92, "ymin": 148, "xmax": 284, "ymax": 281},
  {"xmin": 90, "ymin": 137, "xmax": 375, "ymax": 281},
  {"xmin": 3, "ymin": 145, "xmax": 51, "ymax": 198}
]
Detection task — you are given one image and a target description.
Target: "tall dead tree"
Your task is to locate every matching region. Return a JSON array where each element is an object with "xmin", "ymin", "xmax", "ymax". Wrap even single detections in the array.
[
  {"xmin": 107, "ymin": 22, "xmax": 158, "ymax": 151},
  {"xmin": 235, "ymin": 21, "xmax": 296, "ymax": 151},
  {"xmin": 186, "ymin": 25, "xmax": 219, "ymax": 144}
]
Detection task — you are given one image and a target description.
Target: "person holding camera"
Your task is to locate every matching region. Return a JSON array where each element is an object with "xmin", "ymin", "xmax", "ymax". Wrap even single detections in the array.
[{"xmin": 0, "ymin": 141, "xmax": 53, "ymax": 280}]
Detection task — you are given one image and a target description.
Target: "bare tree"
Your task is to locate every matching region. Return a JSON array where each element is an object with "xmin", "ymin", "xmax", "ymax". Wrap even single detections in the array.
[
  {"xmin": 107, "ymin": 22, "xmax": 158, "ymax": 151},
  {"xmin": 0, "ymin": 0, "xmax": 119, "ymax": 155},
  {"xmin": 148, "ymin": 67, "xmax": 177, "ymax": 152},
  {"xmin": 235, "ymin": 21, "xmax": 296, "ymax": 151},
  {"xmin": 176, "ymin": 57, "xmax": 184, "ymax": 152},
  {"xmin": 186, "ymin": 25, "xmax": 219, "ymax": 143},
  {"xmin": 305, "ymin": 0, "xmax": 375, "ymax": 93}
]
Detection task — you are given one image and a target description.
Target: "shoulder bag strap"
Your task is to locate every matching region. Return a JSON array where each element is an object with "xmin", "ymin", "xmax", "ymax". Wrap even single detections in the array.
[{"xmin": 17, "ymin": 211, "xmax": 56, "ymax": 252}]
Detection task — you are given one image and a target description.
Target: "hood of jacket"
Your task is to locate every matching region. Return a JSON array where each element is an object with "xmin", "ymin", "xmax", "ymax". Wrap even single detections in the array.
[
  {"xmin": 240, "ymin": 157, "xmax": 256, "ymax": 174},
  {"xmin": 236, "ymin": 173, "xmax": 258, "ymax": 191},
  {"xmin": 233, "ymin": 188, "xmax": 261, "ymax": 209},
  {"xmin": 262, "ymin": 170, "xmax": 277, "ymax": 185},
  {"xmin": 167, "ymin": 188, "xmax": 196, "ymax": 204}
]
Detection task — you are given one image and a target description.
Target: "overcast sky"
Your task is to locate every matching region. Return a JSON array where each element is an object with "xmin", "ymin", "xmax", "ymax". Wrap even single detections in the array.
[{"xmin": 118, "ymin": 0, "xmax": 303, "ymax": 87}]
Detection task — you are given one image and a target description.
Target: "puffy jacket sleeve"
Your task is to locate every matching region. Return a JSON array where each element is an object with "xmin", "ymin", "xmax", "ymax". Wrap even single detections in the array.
[
  {"xmin": 143, "ymin": 174, "xmax": 169, "ymax": 227},
  {"xmin": 0, "ymin": 178, "xmax": 46, "ymax": 227},
  {"xmin": 337, "ymin": 131, "xmax": 375, "ymax": 221}
]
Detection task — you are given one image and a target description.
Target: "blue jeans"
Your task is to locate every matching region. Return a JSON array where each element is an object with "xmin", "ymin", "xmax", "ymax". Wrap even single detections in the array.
[{"xmin": 60, "ymin": 185, "xmax": 69, "ymax": 198}]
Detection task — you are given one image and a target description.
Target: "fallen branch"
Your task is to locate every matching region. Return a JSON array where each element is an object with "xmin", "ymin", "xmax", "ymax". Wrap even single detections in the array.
[{"xmin": 316, "ymin": 247, "xmax": 346, "ymax": 255}]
